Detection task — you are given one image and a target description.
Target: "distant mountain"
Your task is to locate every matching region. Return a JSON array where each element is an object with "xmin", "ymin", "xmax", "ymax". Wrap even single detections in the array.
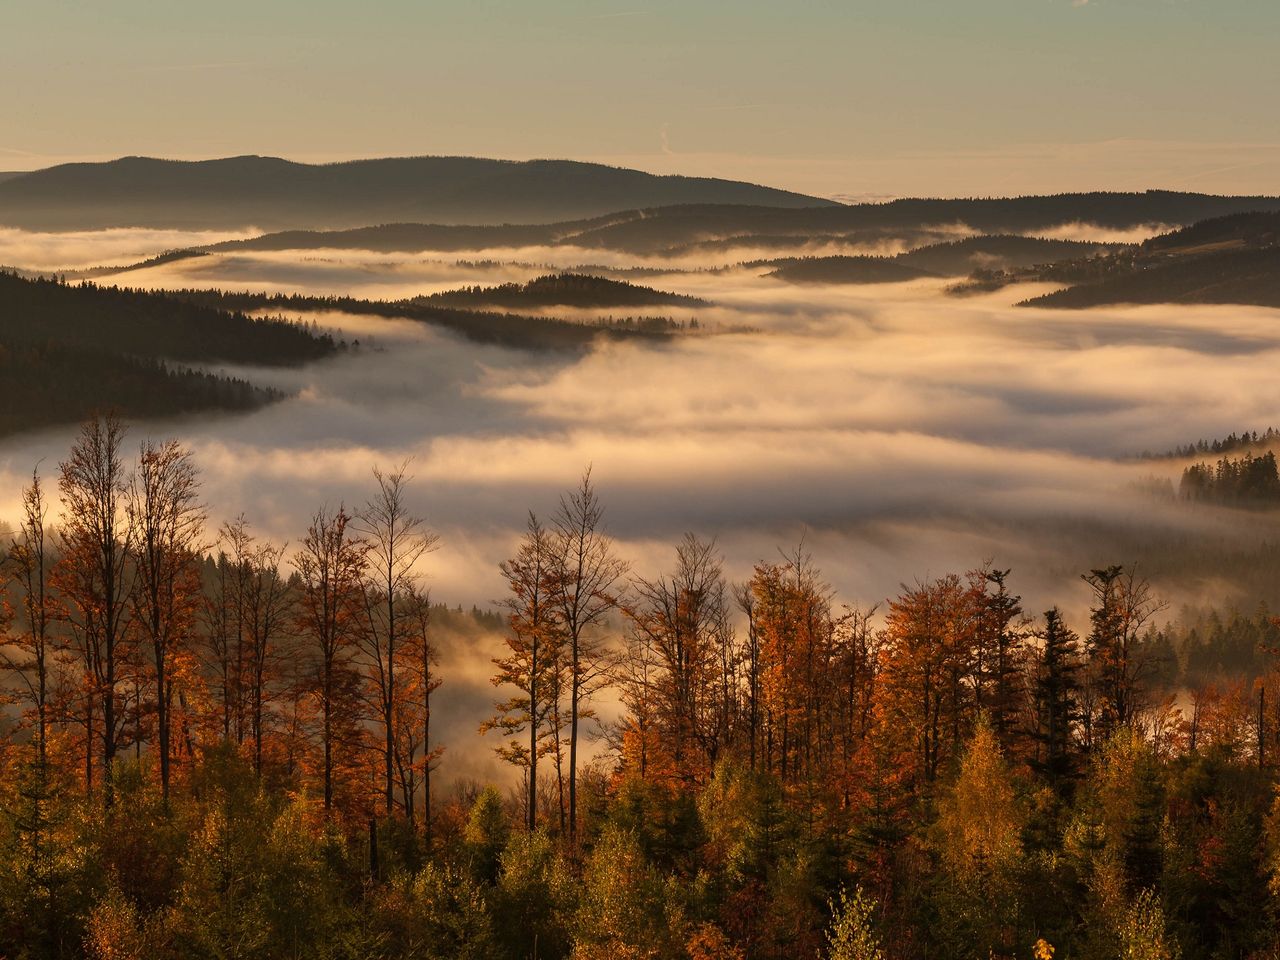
[
  {"xmin": 415, "ymin": 273, "xmax": 708, "ymax": 310},
  {"xmin": 0, "ymin": 155, "xmax": 835, "ymax": 231},
  {"xmin": 761, "ymin": 256, "xmax": 935, "ymax": 284},
  {"xmin": 0, "ymin": 272, "xmax": 340, "ymax": 436},
  {"xmin": 211, "ymin": 191, "xmax": 1280, "ymax": 258}
]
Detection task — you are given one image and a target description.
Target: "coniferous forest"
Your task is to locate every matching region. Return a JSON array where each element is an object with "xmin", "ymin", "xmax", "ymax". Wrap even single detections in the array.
[{"xmin": 0, "ymin": 415, "xmax": 1278, "ymax": 960}]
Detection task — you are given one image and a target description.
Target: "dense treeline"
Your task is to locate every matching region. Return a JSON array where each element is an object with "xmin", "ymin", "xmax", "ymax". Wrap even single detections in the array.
[
  {"xmin": 415, "ymin": 274, "xmax": 709, "ymax": 310},
  {"xmin": 163, "ymin": 289, "xmax": 679, "ymax": 350},
  {"xmin": 0, "ymin": 273, "xmax": 340, "ymax": 437},
  {"xmin": 1151, "ymin": 429, "xmax": 1280, "ymax": 460},
  {"xmin": 3, "ymin": 418, "xmax": 1280, "ymax": 959},
  {"xmin": 1021, "ymin": 246, "xmax": 1280, "ymax": 310},
  {"xmin": 0, "ymin": 342, "xmax": 272, "ymax": 437},
  {"xmin": 1180, "ymin": 452, "xmax": 1280, "ymax": 505},
  {"xmin": 0, "ymin": 273, "xmax": 339, "ymax": 365},
  {"xmin": 956, "ymin": 209, "xmax": 1280, "ymax": 308}
]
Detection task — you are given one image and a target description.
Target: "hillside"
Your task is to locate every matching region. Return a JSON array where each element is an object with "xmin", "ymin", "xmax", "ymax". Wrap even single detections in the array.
[
  {"xmin": 210, "ymin": 190, "xmax": 1280, "ymax": 258},
  {"xmin": 0, "ymin": 272, "xmax": 340, "ymax": 436},
  {"xmin": 161, "ymin": 289, "xmax": 682, "ymax": 350},
  {"xmin": 414, "ymin": 273, "xmax": 708, "ymax": 309},
  {"xmin": 1022, "ymin": 246, "xmax": 1280, "ymax": 309},
  {"xmin": 895, "ymin": 235, "xmax": 1116, "ymax": 275},
  {"xmin": 1019, "ymin": 212, "xmax": 1280, "ymax": 308},
  {"xmin": 0, "ymin": 155, "xmax": 834, "ymax": 231}
]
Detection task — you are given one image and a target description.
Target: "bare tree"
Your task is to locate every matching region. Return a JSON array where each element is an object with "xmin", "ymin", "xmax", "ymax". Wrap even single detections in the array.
[
  {"xmin": 358, "ymin": 462, "xmax": 439, "ymax": 816},
  {"xmin": 242, "ymin": 529, "xmax": 291, "ymax": 778},
  {"xmin": 294, "ymin": 505, "xmax": 368, "ymax": 813},
  {"xmin": 627, "ymin": 534, "xmax": 734, "ymax": 782},
  {"xmin": 127, "ymin": 438, "xmax": 205, "ymax": 803},
  {"xmin": 552, "ymin": 468, "xmax": 627, "ymax": 841},
  {"xmin": 56, "ymin": 414, "xmax": 135, "ymax": 805}
]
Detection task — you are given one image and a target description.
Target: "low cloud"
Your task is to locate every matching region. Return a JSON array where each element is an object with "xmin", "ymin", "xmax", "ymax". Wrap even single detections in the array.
[{"xmin": 4, "ymin": 234, "xmax": 1280, "ymax": 783}]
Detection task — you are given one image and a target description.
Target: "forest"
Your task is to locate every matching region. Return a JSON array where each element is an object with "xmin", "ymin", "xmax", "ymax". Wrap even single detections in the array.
[
  {"xmin": 413, "ymin": 274, "xmax": 708, "ymax": 310},
  {"xmin": 1180, "ymin": 453, "xmax": 1280, "ymax": 506},
  {"xmin": 0, "ymin": 415, "xmax": 1279, "ymax": 960},
  {"xmin": 0, "ymin": 273, "xmax": 340, "ymax": 438},
  {"xmin": 165, "ymin": 288, "xmax": 682, "ymax": 350}
]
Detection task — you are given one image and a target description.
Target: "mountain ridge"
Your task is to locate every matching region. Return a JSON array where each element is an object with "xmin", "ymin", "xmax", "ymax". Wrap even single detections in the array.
[{"xmin": 0, "ymin": 154, "xmax": 837, "ymax": 231}]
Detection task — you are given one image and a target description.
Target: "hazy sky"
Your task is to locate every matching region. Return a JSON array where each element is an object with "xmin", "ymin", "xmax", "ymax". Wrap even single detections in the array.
[{"xmin": 4, "ymin": 0, "xmax": 1279, "ymax": 198}]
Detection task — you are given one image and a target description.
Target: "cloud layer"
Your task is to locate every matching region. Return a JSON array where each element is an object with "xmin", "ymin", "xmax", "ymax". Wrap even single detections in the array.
[{"xmin": 5, "ymin": 231, "xmax": 1280, "ymax": 783}]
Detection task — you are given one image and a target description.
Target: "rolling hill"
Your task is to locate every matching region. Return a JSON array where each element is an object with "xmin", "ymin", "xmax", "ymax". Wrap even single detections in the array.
[
  {"xmin": 894, "ymin": 235, "xmax": 1117, "ymax": 275},
  {"xmin": 206, "ymin": 191, "xmax": 1280, "ymax": 258},
  {"xmin": 1018, "ymin": 212, "xmax": 1280, "ymax": 308},
  {"xmin": 414, "ymin": 273, "xmax": 708, "ymax": 309}
]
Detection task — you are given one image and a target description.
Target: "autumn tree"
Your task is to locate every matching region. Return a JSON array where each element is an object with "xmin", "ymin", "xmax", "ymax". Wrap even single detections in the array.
[
  {"xmin": 56, "ymin": 414, "xmax": 135, "ymax": 804},
  {"xmin": 552, "ymin": 469, "xmax": 627, "ymax": 840},
  {"xmin": 127, "ymin": 438, "xmax": 205, "ymax": 802},
  {"xmin": 932, "ymin": 715, "xmax": 1026, "ymax": 957},
  {"xmin": 207, "ymin": 515, "xmax": 292, "ymax": 777},
  {"xmin": 627, "ymin": 534, "xmax": 736, "ymax": 785},
  {"xmin": 358, "ymin": 462, "xmax": 439, "ymax": 817},
  {"xmin": 294, "ymin": 505, "xmax": 368, "ymax": 814},
  {"xmin": 875, "ymin": 572, "xmax": 978, "ymax": 791}
]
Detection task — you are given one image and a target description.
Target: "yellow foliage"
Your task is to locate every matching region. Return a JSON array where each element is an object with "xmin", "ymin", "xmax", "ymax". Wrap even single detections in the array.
[{"xmin": 936, "ymin": 715, "xmax": 1024, "ymax": 876}]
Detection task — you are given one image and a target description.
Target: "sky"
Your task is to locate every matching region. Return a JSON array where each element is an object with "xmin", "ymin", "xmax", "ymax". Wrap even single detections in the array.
[{"xmin": 3, "ymin": 0, "xmax": 1279, "ymax": 199}]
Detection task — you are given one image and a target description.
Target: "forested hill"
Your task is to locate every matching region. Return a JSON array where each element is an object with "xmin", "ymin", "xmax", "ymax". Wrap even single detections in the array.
[
  {"xmin": 1019, "ymin": 211, "xmax": 1280, "ymax": 308},
  {"xmin": 0, "ymin": 155, "xmax": 834, "ymax": 231},
  {"xmin": 753, "ymin": 237, "xmax": 1113, "ymax": 284},
  {"xmin": 414, "ymin": 273, "xmax": 708, "ymax": 309},
  {"xmin": 895, "ymin": 235, "xmax": 1117, "ymax": 275},
  {"xmin": 163, "ymin": 289, "xmax": 684, "ymax": 349},
  {"xmin": 0, "ymin": 273, "xmax": 336, "ymax": 365},
  {"xmin": 0, "ymin": 272, "xmax": 340, "ymax": 437},
  {"xmin": 209, "ymin": 190, "xmax": 1280, "ymax": 257}
]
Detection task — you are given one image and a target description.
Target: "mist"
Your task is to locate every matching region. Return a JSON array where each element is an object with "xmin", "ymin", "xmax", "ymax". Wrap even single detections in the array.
[{"xmin": 4, "ymin": 228, "xmax": 1280, "ymax": 783}]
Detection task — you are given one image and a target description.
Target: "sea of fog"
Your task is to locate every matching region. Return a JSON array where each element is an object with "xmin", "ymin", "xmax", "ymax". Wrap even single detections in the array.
[{"xmin": 3, "ymin": 231, "xmax": 1279, "ymax": 782}]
